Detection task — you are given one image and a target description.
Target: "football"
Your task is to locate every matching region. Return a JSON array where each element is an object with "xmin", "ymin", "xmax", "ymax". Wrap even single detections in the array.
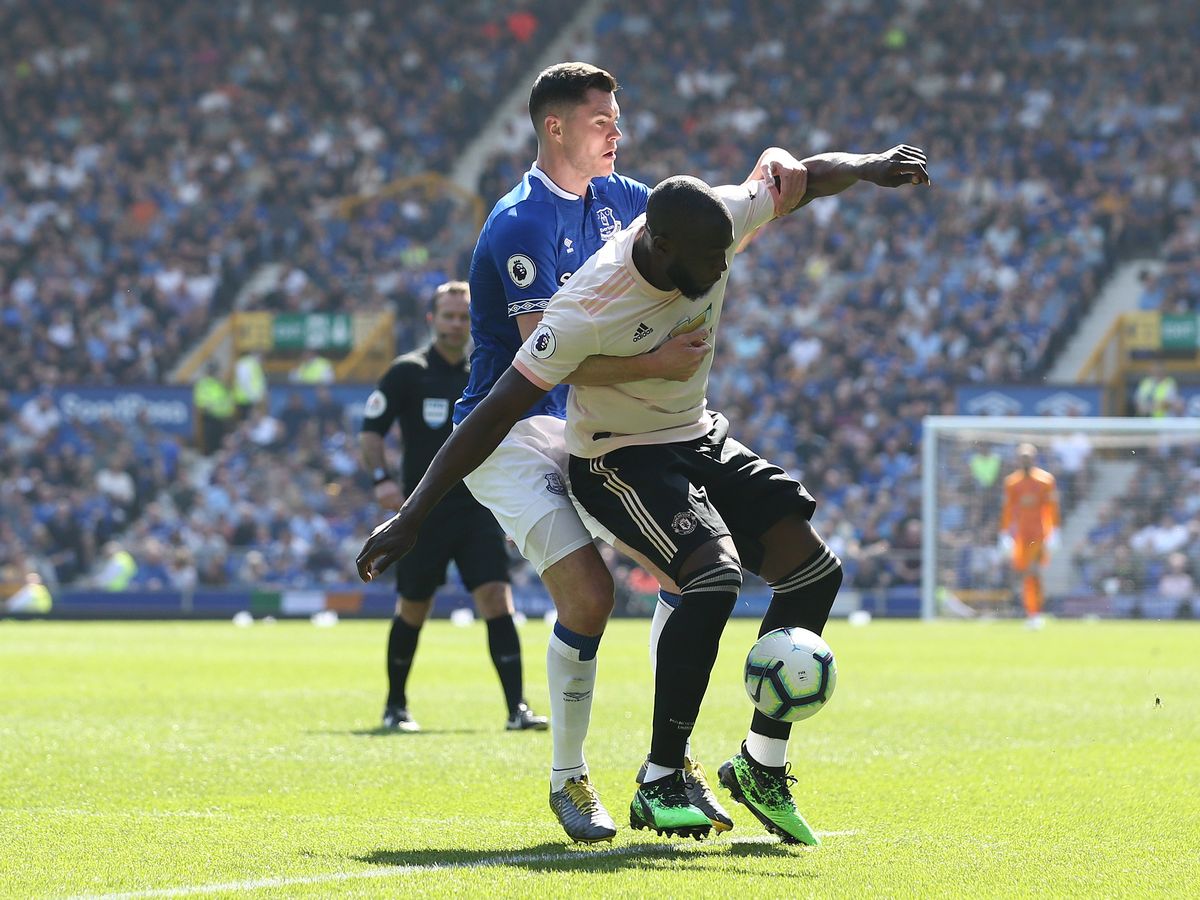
[{"xmin": 743, "ymin": 627, "xmax": 837, "ymax": 722}]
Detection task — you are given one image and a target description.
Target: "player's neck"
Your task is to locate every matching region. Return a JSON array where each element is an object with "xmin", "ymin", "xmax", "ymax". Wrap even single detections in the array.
[
  {"xmin": 432, "ymin": 340, "xmax": 465, "ymax": 366},
  {"xmin": 534, "ymin": 152, "xmax": 590, "ymax": 198},
  {"xmin": 631, "ymin": 230, "xmax": 674, "ymax": 292}
]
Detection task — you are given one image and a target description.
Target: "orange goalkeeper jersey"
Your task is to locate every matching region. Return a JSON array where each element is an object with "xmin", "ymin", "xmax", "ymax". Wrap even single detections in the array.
[{"xmin": 1001, "ymin": 467, "xmax": 1060, "ymax": 542}]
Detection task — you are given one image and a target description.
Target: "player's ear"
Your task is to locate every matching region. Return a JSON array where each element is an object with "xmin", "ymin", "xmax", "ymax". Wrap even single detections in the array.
[
  {"xmin": 651, "ymin": 233, "xmax": 673, "ymax": 259},
  {"xmin": 544, "ymin": 112, "xmax": 562, "ymax": 141}
]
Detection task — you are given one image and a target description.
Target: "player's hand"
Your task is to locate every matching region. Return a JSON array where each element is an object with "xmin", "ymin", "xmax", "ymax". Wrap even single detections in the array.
[
  {"xmin": 861, "ymin": 145, "xmax": 930, "ymax": 188},
  {"xmin": 646, "ymin": 328, "xmax": 711, "ymax": 382},
  {"xmin": 763, "ymin": 158, "xmax": 808, "ymax": 216},
  {"xmin": 374, "ymin": 480, "xmax": 404, "ymax": 510},
  {"xmin": 356, "ymin": 510, "xmax": 419, "ymax": 582}
]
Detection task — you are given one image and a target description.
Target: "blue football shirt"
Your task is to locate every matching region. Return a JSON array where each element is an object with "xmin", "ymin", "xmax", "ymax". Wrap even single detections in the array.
[{"xmin": 454, "ymin": 165, "xmax": 650, "ymax": 424}]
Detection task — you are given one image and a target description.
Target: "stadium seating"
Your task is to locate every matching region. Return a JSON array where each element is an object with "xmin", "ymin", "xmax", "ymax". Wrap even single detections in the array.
[
  {"xmin": 4, "ymin": 0, "xmax": 1197, "ymax": 597},
  {"xmin": 0, "ymin": 0, "xmax": 574, "ymax": 392}
]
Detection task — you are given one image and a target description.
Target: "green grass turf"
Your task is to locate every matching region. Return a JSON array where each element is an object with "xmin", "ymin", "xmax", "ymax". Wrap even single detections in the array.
[{"xmin": 1, "ymin": 618, "xmax": 1198, "ymax": 898}]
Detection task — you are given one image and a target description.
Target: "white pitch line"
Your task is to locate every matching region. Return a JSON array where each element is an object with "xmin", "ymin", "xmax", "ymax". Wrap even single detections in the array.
[{"xmin": 73, "ymin": 831, "xmax": 856, "ymax": 900}]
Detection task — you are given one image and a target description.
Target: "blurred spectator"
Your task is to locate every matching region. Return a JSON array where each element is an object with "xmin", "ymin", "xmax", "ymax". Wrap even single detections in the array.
[
  {"xmin": 19, "ymin": 391, "xmax": 61, "ymax": 440},
  {"xmin": 5, "ymin": 572, "xmax": 53, "ymax": 614},
  {"xmin": 277, "ymin": 392, "xmax": 311, "ymax": 444},
  {"xmin": 1134, "ymin": 362, "xmax": 1182, "ymax": 417},
  {"xmin": 245, "ymin": 402, "xmax": 286, "ymax": 449},
  {"xmin": 1049, "ymin": 428, "xmax": 1093, "ymax": 508},
  {"xmin": 166, "ymin": 548, "xmax": 199, "ymax": 592},
  {"xmin": 1158, "ymin": 551, "xmax": 1196, "ymax": 608},
  {"xmin": 232, "ymin": 351, "xmax": 268, "ymax": 421},
  {"xmin": 289, "ymin": 349, "xmax": 335, "ymax": 384},
  {"xmin": 95, "ymin": 541, "xmax": 137, "ymax": 591},
  {"xmin": 194, "ymin": 362, "xmax": 235, "ymax": 454},
  {"xmin": 888, "ymin": 517, "xmax": 923, "ymax": 586}
]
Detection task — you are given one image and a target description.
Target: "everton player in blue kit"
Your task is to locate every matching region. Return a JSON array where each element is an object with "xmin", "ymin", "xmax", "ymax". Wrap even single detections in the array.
[{"xmin": 426, "ymin": 63, "xmax": 808, "ymax": 842}]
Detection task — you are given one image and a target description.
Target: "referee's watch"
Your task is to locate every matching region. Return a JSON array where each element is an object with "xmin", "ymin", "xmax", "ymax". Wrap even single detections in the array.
[{"xmin": 372, "ymin": 467, "xmax": 393, "ymax": 486}]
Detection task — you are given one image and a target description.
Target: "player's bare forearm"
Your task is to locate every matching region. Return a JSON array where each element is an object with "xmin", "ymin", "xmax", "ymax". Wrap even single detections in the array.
[
  {"xmin": 359, "ymin": 431, "xmax": 388, "ymax": 470},
  {"xmin": 564, "ymin": 353, "xmax": 654, "ymax": 385},
  {"xmin": 567, "ymin": 329, "xmax": 710, "ymax": 384},
  {"xmin": 791, "ymin": 145, "xmax": 930, "ymax": 210},
  {"xmin": 795, "ymin": 152, "xmax": 870, "ymax": 203},
  {"xmin": 403, "ymin": 367, "xmax": 547, "ymax": 520}
]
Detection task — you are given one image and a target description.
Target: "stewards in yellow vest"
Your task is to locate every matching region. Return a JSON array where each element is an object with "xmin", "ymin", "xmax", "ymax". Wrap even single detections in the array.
[
  {"xmin": 5, "ymin": 573, "xmax": 53, "ymax": 614},
  {"xmin": 97, "ymin": 542, "xmax": 137, "ymax": 591},
  {"xmin": 1135, "ymin": 363, "xmax": 1181, "ymax": 417},
  {"xmin": 233, "ymin": 351, "xmax": 267, "ymax": 420},
  {"xmin": 290, "ymin": 349, "xmax": 335, "ymax": 384},
  {"xmin": 194, "ymin": 362, "xmax": 235, "ymax": 453}
]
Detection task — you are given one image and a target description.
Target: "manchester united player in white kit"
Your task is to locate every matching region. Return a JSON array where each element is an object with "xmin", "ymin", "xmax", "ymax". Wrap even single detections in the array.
[{"xmin": 358, "ymin": 147, "xmax": 930, "ymax": 843}]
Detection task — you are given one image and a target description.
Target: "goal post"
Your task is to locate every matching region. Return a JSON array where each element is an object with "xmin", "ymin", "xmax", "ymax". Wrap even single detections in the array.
[{"xmin": 921, "ymin": 416, "xmax": 1200, "ymax": 620}]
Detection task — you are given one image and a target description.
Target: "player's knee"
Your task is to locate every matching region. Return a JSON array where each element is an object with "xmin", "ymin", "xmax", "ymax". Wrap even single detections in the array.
[
  {"xmin": 397, "ymin": 597, "xmax": 432, "ymax": 627},
  {"xmin": 769, "ymin": 543, "xmax": 843, "ymax": 608},
  {"xmin": 566, "ymin": 581, "xmax": 615, "ymax": 628},
  {"xmin": 542, "ymin": 545, "xmax": 615, "ymax": 631},
  {"xmin": 678, "ymin": 537, "xmax": 740, "ymax": 587},
  {"xmin": 473, "ymin": 582, "xmax": 514, "ymax": 619},
  {"xmin": 679, "ymin": 557, "xmax": 742, "ymax": 618}
]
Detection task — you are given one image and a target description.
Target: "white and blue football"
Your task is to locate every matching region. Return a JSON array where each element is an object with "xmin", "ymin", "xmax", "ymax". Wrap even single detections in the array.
[{"xmin": 743, "ymin": 627, "xmax": 837, "ymax": 723}]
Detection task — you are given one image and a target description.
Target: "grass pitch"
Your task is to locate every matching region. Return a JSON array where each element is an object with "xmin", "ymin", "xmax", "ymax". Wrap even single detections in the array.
[{"xmin": 2, "ymin": 617, "xmax": 1198, "ymax": 898}]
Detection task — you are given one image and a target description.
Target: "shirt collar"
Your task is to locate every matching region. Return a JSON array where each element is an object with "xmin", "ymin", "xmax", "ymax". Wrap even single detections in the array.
[{"xmin": 529, "ymin": 163, "xmax": 591, "ymax": 202}]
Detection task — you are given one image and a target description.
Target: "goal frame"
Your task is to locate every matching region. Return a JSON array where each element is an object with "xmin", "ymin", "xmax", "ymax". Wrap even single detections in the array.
[{"xmin": 920, "ymin": 415, "xmax": 1200, "ymax": 620}]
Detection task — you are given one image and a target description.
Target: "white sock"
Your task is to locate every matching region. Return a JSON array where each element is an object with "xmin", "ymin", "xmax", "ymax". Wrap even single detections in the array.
[
  {"xmin": 648, "ymin": 593, "xmax": 692, "ymax": 761},
  {"xmin": 745, "ymin": 730, "xmax": 788, "ymax": 769},
  {"xmin": 643, "ymin": 762, "xmax": 679, "ymax": 783},
  {"xmin": 547, "ymin": 631, "xmax": 597, "ymax": 791}
]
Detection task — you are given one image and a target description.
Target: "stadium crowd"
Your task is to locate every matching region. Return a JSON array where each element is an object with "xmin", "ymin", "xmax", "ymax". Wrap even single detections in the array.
[
  {"xmin": 0, "ymin": 0, "xmax": 571, "ymax": 393},
  {"xmin": 3, "ymin": 0, "xmax": 1198, "ymax": 603}
]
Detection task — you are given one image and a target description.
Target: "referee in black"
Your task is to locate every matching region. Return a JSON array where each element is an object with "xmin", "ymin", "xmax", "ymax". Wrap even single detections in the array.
[{"xmin": 360, "ymin": 280, "xmax": 547, "ymax": 733}]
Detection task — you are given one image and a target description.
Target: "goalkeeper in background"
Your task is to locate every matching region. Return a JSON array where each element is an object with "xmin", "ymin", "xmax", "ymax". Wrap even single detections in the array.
[{"xmin": 999, "ymin": 443, "xmax": 1061, "ymax": 625}]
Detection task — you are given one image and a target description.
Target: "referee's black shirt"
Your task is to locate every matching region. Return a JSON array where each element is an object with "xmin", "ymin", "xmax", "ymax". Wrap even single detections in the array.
[{"xmin": 360, "ymin": 345, "xmax": 475, "ymax": 505}]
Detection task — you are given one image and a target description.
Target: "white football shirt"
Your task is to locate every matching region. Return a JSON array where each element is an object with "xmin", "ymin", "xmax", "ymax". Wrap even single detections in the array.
[{"xmin": 513, "ymin": 181, "xmax": 776, "ymax": 458}]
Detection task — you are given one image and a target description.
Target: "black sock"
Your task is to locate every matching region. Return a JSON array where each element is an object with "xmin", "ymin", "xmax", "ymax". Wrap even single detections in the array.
[
  {"xmin": 386, "ymin": 616, "xmax": 421, "ymax": 709},
  {"xmin": 751, "ymin": 545, "xmax": 843, "ymax": 740},
  {"xmin": 649, "ymin": 562, "xmax": 741, "ymax": 769},
  {"xmin": 486, "ymin": 613, "xmax": 524, "ymax": 716}
]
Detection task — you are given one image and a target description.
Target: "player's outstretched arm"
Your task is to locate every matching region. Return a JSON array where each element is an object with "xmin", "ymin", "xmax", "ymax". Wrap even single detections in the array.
[
  {"xmin": 356, "ymin": 368, "xmax": 547, "ymax": 581},
  {"xmin": 789, "ymin": 145, "xmax": 930, "ymax": 211}
]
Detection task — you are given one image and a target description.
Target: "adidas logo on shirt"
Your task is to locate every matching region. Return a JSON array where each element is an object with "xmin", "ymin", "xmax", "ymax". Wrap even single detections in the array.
[{"xmin": 633, "ymin": 322, "xmax": 653, "ymax": 342}]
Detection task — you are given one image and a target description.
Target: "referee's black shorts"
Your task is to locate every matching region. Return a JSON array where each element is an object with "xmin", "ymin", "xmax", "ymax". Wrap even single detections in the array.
[
  {"xmin": 567, "ymin": 412, "xmax": 816, "ymax": 583},
  {"xmin": 394, "ymin": 495, "xmax": 510, "ymax": 600}
]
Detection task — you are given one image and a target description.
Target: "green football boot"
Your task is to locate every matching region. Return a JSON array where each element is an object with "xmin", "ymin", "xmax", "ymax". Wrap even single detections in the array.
[
  {"xmin": 718, "ymin": 745, "xmax": 820, "ymax": 845},
  {"xmin": 629, "ymin": 770, "xmax": 712, "ymax": 840},
  {"xmin": 637, "ymin": 756, "xmax": 734, "ymax": 832}
]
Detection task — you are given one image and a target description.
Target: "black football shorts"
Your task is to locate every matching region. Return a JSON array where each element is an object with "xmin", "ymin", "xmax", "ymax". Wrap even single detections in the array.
[
  {"xmin": 568, "ymin": 412, "xmax": 815, "ymax": 582},
  {"xmin": 395, "ymin": 497, "xmax": 510, "ymax": 600}
]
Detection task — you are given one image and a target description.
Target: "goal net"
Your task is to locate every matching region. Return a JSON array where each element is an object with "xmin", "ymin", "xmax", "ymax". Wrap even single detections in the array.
[{"xmin": 920, "ymin": 416, "xmax": 1200, "ymax": 620}]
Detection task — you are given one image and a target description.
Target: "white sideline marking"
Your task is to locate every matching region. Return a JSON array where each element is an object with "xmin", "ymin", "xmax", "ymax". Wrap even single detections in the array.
[{"xmin": 74, "ymin": 831, "xmax": 856, "ymax": 899}]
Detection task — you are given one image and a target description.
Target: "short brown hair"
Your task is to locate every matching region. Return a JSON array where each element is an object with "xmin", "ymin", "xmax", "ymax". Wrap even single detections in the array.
[
  {"xmin": 431, "ymin": 280, "xmax": 469, "ymax": 314},
  {"xmin": 528, "ymin": 62, "xmax": 618, "ymax": 135}
]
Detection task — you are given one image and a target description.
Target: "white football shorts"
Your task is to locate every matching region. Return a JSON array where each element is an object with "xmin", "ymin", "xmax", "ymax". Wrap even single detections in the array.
[{"xmin": 463, "ymin": 415, "xmax": 594, "ymax": 574}]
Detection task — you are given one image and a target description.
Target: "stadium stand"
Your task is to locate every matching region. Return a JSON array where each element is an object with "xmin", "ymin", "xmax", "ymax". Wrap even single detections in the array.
[
  {"xmin": 0, "ymin": 0, "xmax": 573, "ymax": 392},
  {"xmin": 2, "ymin": 0, "xmax": 1197, "ymax": 602}
]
